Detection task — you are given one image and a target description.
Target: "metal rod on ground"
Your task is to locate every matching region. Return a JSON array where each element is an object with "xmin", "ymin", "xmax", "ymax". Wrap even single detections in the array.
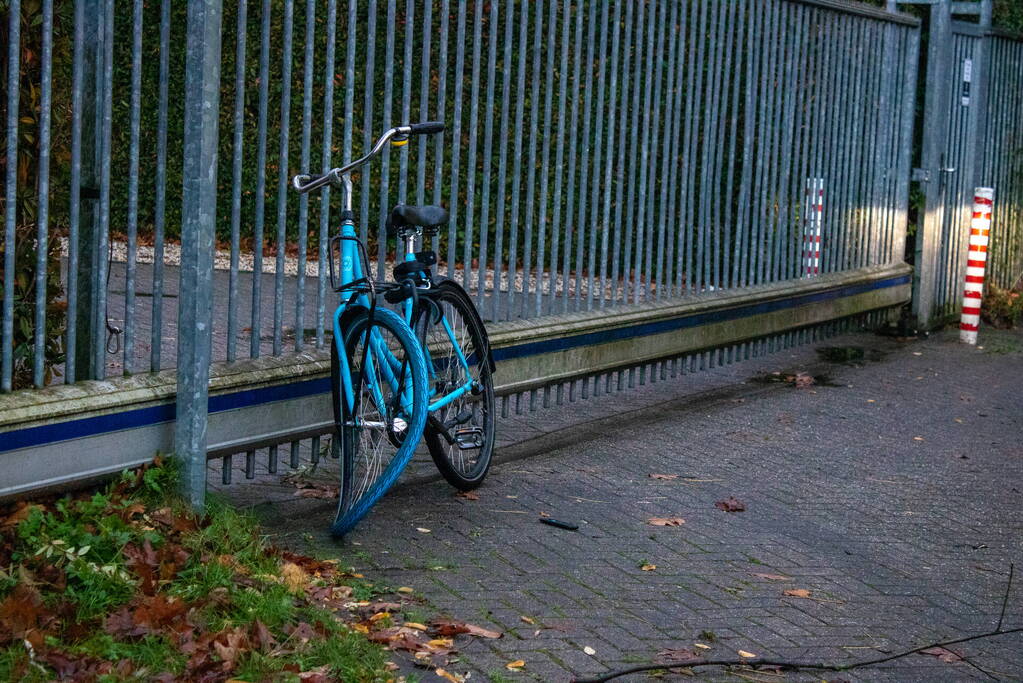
[
  {"xmin": 960, "ymin": 187, "xmax": 994, "ymax": 345},
  {"xmin": 176, "ymin": 0, "xmax": 224, "ymax": 510}
]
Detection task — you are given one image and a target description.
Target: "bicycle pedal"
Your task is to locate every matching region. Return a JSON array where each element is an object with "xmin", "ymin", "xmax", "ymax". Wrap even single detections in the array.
[{"xmin": 454, "ymin": 427, "xmax": 484, "ymax": 450}]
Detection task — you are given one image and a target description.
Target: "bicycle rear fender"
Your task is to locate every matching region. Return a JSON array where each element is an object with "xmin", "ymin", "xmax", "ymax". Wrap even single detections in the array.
[{"xmin": 427, "ymin": 278, "xmax": 496, "ymax": 374}]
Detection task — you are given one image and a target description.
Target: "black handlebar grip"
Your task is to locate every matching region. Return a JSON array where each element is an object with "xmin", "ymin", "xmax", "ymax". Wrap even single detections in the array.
[{"xmin": 409, "ymin": 121, "xmax": 445, "ymax": 135}]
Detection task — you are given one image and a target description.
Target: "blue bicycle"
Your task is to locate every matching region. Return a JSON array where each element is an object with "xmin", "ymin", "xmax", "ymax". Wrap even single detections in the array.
[{"xmin": 292, "ymin": 123, "xmax": 495, "ymax": 536}]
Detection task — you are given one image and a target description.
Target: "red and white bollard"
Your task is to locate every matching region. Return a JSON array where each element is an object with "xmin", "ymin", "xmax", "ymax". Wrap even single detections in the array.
[
  {"xmin": 803, "ymin": 177, "xmax": 824, "ymax": 278},
  {"xmin": 959, "ymin": 187, "xmax": 995, "ymax": 345}
]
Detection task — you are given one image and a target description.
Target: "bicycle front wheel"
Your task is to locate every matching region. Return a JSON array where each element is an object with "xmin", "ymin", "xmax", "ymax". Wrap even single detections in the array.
[
  {"xmin": 417, "ymin": 280, "xmax": 496, "ymax": 491},
  {"xmin": 330, "ymin": 306, "xmax": 428, "ymax": 536}
]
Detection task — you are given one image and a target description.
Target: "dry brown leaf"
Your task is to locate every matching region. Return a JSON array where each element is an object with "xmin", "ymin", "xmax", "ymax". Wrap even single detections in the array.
[
  {"xmin": 404, "ymin": 622, "xmax": 427, "ymax": 631},
  {"xmin": 783, "ymin": 589, "xmax": 812, "ymax": 598},
  {"xmin": 397, "ymin": 586, "xmax": 414, "ymax": 594},
  {"xmin": 658, "ymin": 647, "xmax": 704, "ymax": 662},
  {"xmin": 647, "ymin": 517, "xmax": 685, "ymax": 526},
  {"xmin": 641, "ymin": 564, "xmax": 657, "ymax": 571},
  {"xmin": 715, "ymin": 497, "xmax": 746, "ymax": 512},
  {"xmin": 738, "ymin": 650, "xmax": 757, "ymax": 658},
  {"xmin": 919, "ymin": 646, "xmax": 964, "ymax": 663},
  {"xmin": 505, "ymin": 660, "xmax": 525, "ymax": 670},
  {"xmin": 455, "ymin": 491, "xmax": 480, "ymax": 501},
  {"xmin": 751, "ymin": 572, "xmax": 792, "ymax": 581},
  {"xmin": 693, "ymin": 643, "xmax": 711, "ymax": 650},
  {"xmin": 520, "ymin": 616, "xmax": 536, "ymax": 625},
  {"xmin": 281, "ymin": 562, "xmax": 309, "ymax": 593},
  {"xmin": 648, "ymin": 473, "xmax": 679, "ymax": 480},
  {"xmin": 435, "ymin": 669, "xmax": 464, "ymax": 682}
]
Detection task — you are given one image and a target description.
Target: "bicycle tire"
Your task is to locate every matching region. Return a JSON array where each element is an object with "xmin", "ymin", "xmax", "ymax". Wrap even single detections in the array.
[
  {"xmin": 417, "ymin": 280, "xmax": 496, "ymax": 490},
  {"xmin": 330, "ymin": 306, "xmax": 428, "ymax": 536}
]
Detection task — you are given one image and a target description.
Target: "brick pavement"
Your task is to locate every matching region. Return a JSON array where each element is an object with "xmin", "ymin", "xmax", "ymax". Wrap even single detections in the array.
[{"xmin": 231, "ymin": 326, "xmax": 1023, "ymax": 682}]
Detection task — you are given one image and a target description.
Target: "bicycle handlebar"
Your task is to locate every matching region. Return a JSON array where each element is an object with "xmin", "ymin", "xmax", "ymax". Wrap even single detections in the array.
[{"xmin": 291, "ymin": 122, "xmax": 445, "ymax": 194}]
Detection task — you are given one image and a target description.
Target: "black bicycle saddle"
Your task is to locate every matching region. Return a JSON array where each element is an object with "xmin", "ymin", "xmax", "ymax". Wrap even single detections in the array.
[{"xmin": 387, "ymin": 204, "xmax": 449, "ymax": 236}]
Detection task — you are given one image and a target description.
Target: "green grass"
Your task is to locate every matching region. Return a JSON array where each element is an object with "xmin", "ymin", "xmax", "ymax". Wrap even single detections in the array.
[{"xmin": 0, "ymin": 459, "xmax": 401, "ymax": 682}]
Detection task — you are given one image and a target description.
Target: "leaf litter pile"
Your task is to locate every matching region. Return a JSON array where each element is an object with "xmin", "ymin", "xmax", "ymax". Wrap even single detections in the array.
[{"xmin": 0, "ymin": 460, "xmax": 497, "ymax": 682}]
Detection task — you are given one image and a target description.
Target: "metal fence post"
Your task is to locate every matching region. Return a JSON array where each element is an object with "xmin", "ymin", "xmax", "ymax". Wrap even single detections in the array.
[
  {"xmin": 912, "ymin": 0, "xmax": 954, "ymax": 328},
  {"xmin": 69, "ymin": 0, "xmax": 106, "ymax": 381},
  {"xmin": 176, "ymin": 0, "xmax": 223, "ymax": 509}
]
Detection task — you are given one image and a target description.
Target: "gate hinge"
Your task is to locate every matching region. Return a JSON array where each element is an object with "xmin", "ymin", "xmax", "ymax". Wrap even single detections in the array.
[{"xmin": 911, "ymin": 168, "xmax": 931, "ymax": 182}]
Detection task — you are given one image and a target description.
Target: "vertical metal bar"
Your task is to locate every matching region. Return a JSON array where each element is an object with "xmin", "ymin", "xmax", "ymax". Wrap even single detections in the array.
[
  {"xmin": 520, "ymin": 0, "xmax": 545, "ymax": 318},
  {"xmin": 272, "ymin": 0, "xmax": 294, "ymax": 356},
  {"xmin": 490, "ymin": 0, "xmax": 513, "ymax": 322},
  {"xmin": 294, "ymin": 0, "xmax": 315, "ymax": 354},
  {"xmin": 665, "ymin": 0, "xmax": 689, "ymax": 297},
  {"xmin": 476, "ymin": 0, "xmax": 500, "ymax": 308},
  {"xmin": 360, "ymin": 2, "xmax": 377, "ymax": 248},
  {"xmin": 561, "ymin": 0, "xmax": 585, "ymax": 312},
  {"xmin": 31, "ymin": 0, "xmax": 54, "ymax": 387},
  {"xmin": 151, "ymin": 0, "xmax": 170, "ymax": 371},
  {"xmin": 398, "ymin": 0, "xmax": 414, "ymax": 203},
  {"xmin": 585, "ymin": 1, "xmax": 611, "ymax": 310},
  {"xmin": 446, "ymin": 2, "xmax": 467, "ymax": 280},
  {"xmin": 775, "ymin": 2, "xmax": 798, "ymax": 283},
  {"xmin": 377, "ymin": 1, "xmax": 395, "ymax": 279},
  {"xmin": 545, "ymin": 0, "xmax": 571, "ymax": 314},
  {"xmin": 506, "ymin": 0, "xmax": 530, "ymax": 320},
  {"xmin": 735, "ymin": 0, "xmax": 759, "ymax": 289},
  {"xmin": 622, "ymin": 0, "xmax": 646, "ymax": 303},
  {"xmin": 654, "ymin": 0, "xmax": 680, "ymax": 301},
  {"xmin": 722, "ymin": 1, "xmax": 745, "ymax": 288},
  {"xmin": 431, "ymin": 0, "xmax": 450, "ymax": 256},
  {"xmin": 316, "ymin": 0, "xmax": 337, "ymax": 350},
  {"xmin": 533, "ymin": 0, "xmax": 559, "ymax": 315},
  {"xmin": 638, "ymin": 0, "xmax": 662, "ymax": 302},
  {"xmin": 416, "ymin": 0, "xmax": 433, "ymax": 206},
  {"xmin": 598, "ymin": 0, "xmax": 624, "ymax": 309},
  {"xmin": 92, "ymin": 0, "xmax": 113, "ymax": 377},
  {"xmin": 571, "ymin": 0, "xmax": 597, "ymax": 312},
  {"xmin": 66, "ymin": 0, "xmax": 85, "ymax": 384},
  {"xmin": 251, "ymin": 0, "xmax": 271, "ymax": 359},
  {"xmin": 462, "ymin": 0, "xmax": 484, "ymax": 291},
  {"xmin": 177, "ymin": 0, "xmax": 224, "ymax": 510},
  {"xmin": 227, "ymin": 0, "xmax": 247, "ymax": 363},
  {"xmin": 343, "ymin": 0, "xmax": 355, "ymax": 168},
  {"xmin": 611, "ymin": 0, "xmax": 635, "ymax": 304},
  {"xmin": 120, "ymin": 0, "xmax": 141, "ymax": 376}
]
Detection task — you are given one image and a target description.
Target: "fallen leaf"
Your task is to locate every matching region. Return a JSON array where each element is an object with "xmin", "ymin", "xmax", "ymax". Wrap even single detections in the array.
[
  {"xmin": 648, "ymin": 473, "xmax": 679, "ymax": 480},
  {"xmin": 430, "ymin": 618, "xmax": 502, "ymax": 639},
  {"xmin": 397, "ymin": 586, "xmax": 415, "ymax": 594},
  {"xmin": 506, "ymin": 660, "xmax": 525, "ymax": 670},
  {"xmin": 369, "ymin": 611, "xmax": 392, "ymax": 623},
  {"xmin": 920, "ymin": 646, "xmax": 964, "ymax": 663},
  {"xmin": 751, "ymin": 572, "xmax": 792, "ymax": 581},
  {"xmin": 455, "ymin": 491, "xmax": 480, "ymax": 501},
  {"xmin": 583, "ymin": 646, "xmax": 596, "ymax": 655},
  {"xmin": 417, "ymin": 527, "xmax": 432, "ymax": 533},
  {"xmin": 913, "ymin": 436, "xmax": 924, "ymax": 442},
  {"xmin": 658, "ymin": 647, "xmax": 703, "ymax": 662},
  {"xmin": 738, "ymin": 650, "xmax": 757, "ymax": 658},
  {"xmin": 281, "ymin": 562, "xmax": 309, "ymax": 592},
  {"xmin": 791, "ymin": 372, "xmax": 815, "ymax": 388},
  {"xmin": 641, "ymin": 564, "xmax": 657, "ymax": 571},
  {"xmin": 694, "ymin": 643, "xmax": 711, "ymax": 650},
  {"xmin": 783, "ymin": 588, "xmax": 812, "ymax": 598},
  {"xmin": 435, "ymin": 669, "xmax": 464, "ymax": 682},
  {"xmin": 404, "ymin": 622, "xmax": 427, "ymax": 631},
  {"xmin": 647, "ymin": 517, "xmax": 685, "ymax": 526},
  {"xmin": 715, "ymin": 497, "xmax": 746, "ymax": 512},
  {"xmin": 520, "ymin": 616, "xmax": 535, "ymax": 625}
]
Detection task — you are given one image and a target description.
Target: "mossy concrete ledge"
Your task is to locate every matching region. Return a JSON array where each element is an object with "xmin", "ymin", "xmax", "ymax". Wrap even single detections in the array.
[{"xmin": 0, "ymin": 263, "xmax": 909, "ymax": 499}]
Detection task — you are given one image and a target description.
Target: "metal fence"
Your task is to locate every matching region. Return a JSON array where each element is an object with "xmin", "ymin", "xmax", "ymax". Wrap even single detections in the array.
[{"xmin": 1, "ymin": 0, "xmax": 920, "ymax": 392}]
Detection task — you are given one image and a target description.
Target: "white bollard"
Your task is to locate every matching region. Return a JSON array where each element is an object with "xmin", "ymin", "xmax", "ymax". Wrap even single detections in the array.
[
  {"xmin": 803, "ymin": 177, "xmax": 824, "ymax": 278},
  {"xmin": 959, "ymin": 187, "xmax": 995, "ymax": 345}
]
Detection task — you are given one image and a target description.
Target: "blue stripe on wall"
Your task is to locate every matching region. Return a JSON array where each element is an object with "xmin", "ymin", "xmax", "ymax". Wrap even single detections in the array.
[{"xmin": 1, "ymin": 275, "xmax": 908, "ymax": 454}]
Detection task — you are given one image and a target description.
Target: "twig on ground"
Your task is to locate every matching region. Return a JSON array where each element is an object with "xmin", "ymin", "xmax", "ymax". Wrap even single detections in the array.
[
  {"xmin": 997, "ymin": 563, "xmax": 1014, "ymax": 632},
  {"xmin": 572, "ymin": 626, "xmax": 1023, "ymax": 683}
]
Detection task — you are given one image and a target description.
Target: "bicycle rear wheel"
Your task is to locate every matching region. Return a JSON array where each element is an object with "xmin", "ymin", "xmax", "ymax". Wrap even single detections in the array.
[
  {"xmin": 330, "ymin": 306, "xmax": 428, "ymax": 536},
  {"xmin": 417, "ymin": 280, "xmax": 496, "ymax": 490}
]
